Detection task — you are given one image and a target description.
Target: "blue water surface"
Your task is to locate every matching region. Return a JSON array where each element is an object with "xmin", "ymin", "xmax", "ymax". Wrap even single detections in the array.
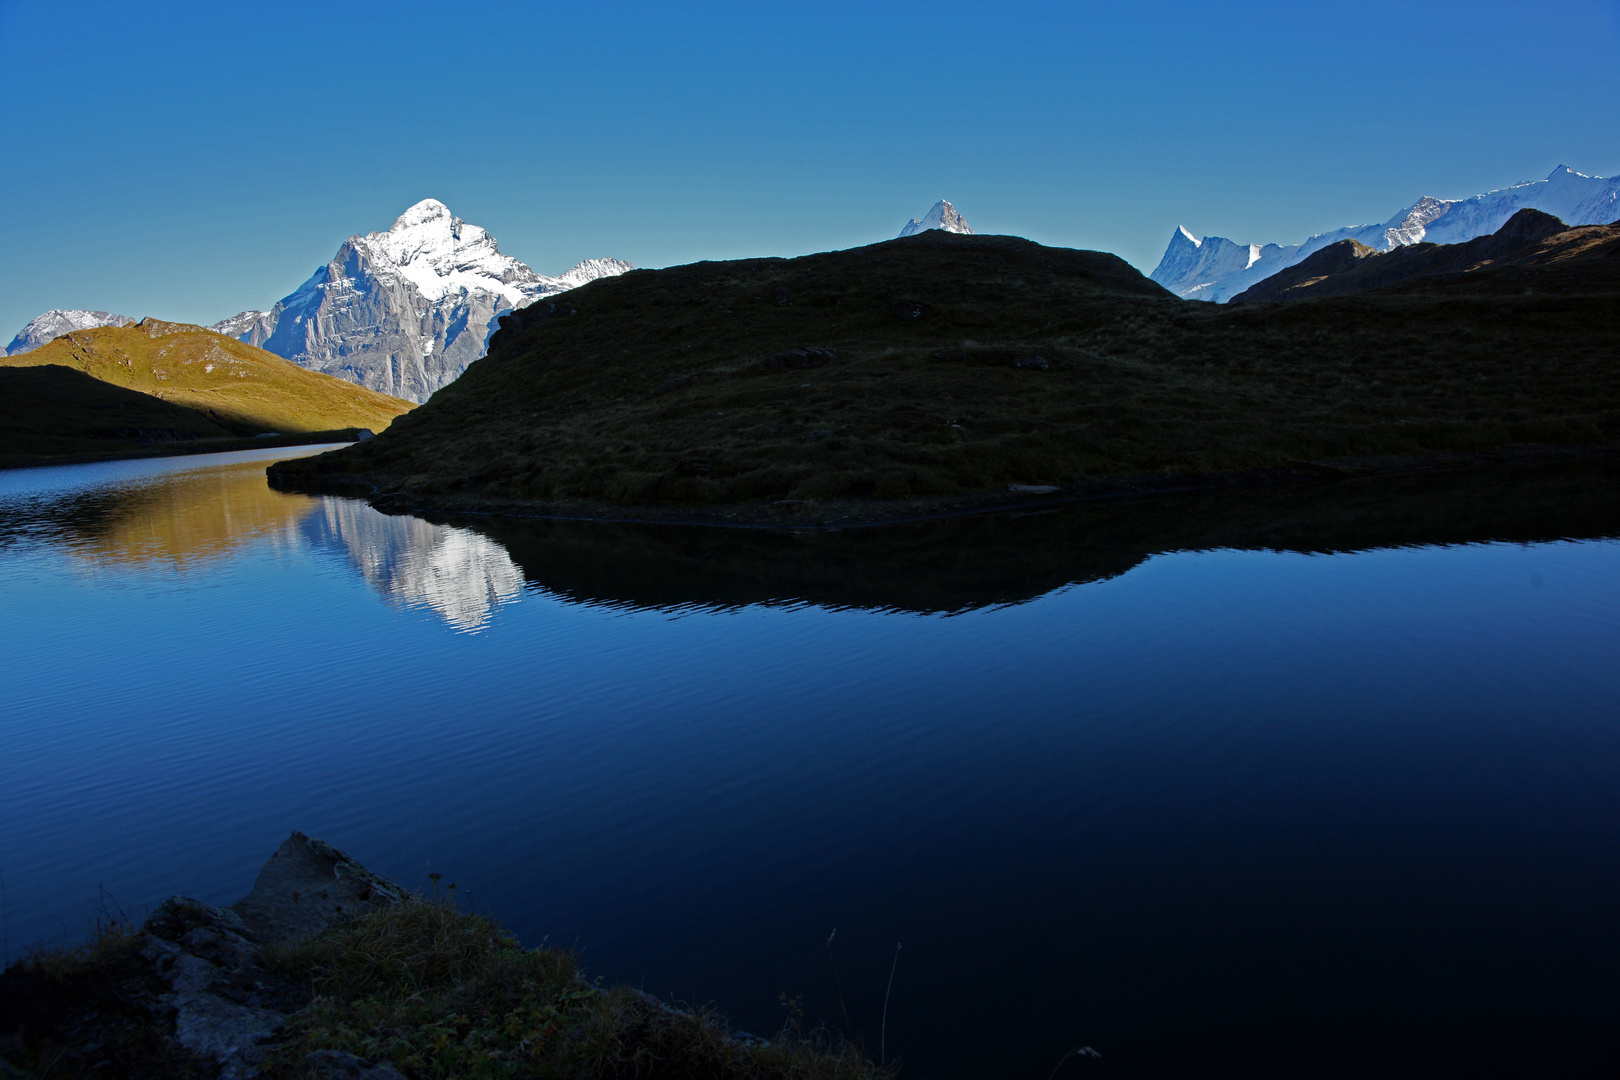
[{"xmin": 1, "ymin": 447, "xmax": 1617, "ymax": 1078}]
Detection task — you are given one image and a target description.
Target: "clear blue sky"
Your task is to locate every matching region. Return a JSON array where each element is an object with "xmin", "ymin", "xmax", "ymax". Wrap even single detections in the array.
[{"xmin": 2, "ymin": 0, "xmax": 1617, "ymax": 336}]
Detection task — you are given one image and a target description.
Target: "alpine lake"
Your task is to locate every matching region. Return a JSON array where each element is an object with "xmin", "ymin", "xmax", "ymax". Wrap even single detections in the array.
[{"xmin": 2, "ymin": 445, "xmax": 1617, "ymax": 1079}]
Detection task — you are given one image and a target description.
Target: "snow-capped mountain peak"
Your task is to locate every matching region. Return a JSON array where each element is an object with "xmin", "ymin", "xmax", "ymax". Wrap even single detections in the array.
[
  {"xmin": 354, "ymin": 198, "xmax": 534, "ymax": 307},
  {"xmin": 899, "ymin": 200, "xmax": 974, "ymax": 237},
  {"xmin": 210, "ymin": 200, "xmax": 632, "ymax": 402},
  {"xmin": 6, "ymin": 309, "xmax": 136, "ymax": 355}
]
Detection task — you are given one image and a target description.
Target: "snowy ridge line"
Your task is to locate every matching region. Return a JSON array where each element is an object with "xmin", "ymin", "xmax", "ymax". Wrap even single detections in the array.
[
  {"xmin": 1152, "ymin": 166, "xmax": 1620, "ymax": 303},
  {"xmin": 6, "ymin": 309, "xmax": 137, "ymax": 355}
]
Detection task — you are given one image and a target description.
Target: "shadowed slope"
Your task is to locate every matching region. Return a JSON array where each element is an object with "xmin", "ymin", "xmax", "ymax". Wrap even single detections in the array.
[{"xmin": 0, "ymin": 365, "xmax": 249, "ymax": 465}]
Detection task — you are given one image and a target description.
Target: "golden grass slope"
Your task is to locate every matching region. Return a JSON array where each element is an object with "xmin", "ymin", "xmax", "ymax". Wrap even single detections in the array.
[{"xmin": 3, "ymin": 319, "xmax": 414, "ymax": 435}]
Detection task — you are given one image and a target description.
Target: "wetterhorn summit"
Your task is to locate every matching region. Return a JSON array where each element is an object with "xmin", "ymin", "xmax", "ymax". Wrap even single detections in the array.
[{"xmin": 213, "ymin": 200, "xmax": 631, "ymax": 402}]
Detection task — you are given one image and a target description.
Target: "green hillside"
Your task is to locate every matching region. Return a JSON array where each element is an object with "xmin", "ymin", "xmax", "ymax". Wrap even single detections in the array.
[
  {"xmin": 268, "ymin": 228, "xmax": 1620, "ymax": 523},
  {"xmin": 1, "ymin": 319, "xmax": 414, "ymax": 466}
]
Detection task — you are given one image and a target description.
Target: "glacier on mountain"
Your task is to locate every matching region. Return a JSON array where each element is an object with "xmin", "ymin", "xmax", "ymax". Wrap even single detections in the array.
[
  {"xmin": 1152, "ymin": 166, "xmax": 1620, "ymax": 302},
  {"xmin": 899, "ymin": 200, "xmax": 973, "ymax": 237},
  {"xmin": 212, "ymin": 199, "xmax": 631, "ymax": 402},
  {"xmin": 6, "ymin": 309, "xmax": 136, "ymax": 355}
]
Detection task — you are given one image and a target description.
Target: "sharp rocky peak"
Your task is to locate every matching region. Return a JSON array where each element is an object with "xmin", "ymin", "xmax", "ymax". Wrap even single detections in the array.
[{"xmin": 899, "ymin": 200, "xmax": 974, "ymax": 237}]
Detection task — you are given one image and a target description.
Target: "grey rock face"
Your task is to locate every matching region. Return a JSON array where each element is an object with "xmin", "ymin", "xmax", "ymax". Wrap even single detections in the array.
[
  {"xmin": 6, "ymin": 309, "xmax": 136, "ymax": 354},
  {"xmin": 212, "ymin": 199, "xmax": 632, "ymax": 402},
  {"xmin": 129, "ymin": 833, "xmax": 407, "ymax": 1078},
  {"xmin": 306, "ymin": 1049, "xmax": 410, "ymax": 1079},
  {"xmin": 140, "ymin": 897, "xmax": 287, "ymax": 1080},
  {"xmin": 899, "ymin": 200, "xmax": 974, "ymax": 237},
  {"xmin": 230, "ymin": 831, "xmax": 406, "ymax": 945}
]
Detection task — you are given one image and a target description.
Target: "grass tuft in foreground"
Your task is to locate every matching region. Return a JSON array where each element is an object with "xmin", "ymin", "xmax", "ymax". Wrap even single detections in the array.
[{"xmin": 263, "ymin": 895, "xmax": 890, "ymax": 1080}]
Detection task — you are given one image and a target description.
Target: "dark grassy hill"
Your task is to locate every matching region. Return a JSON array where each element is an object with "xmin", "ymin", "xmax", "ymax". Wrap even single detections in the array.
[
  {"xmin": 2, "ymin": 319, "xmax": 415, "ymax": 467},
  {"xmin": 269, "ymin": 229, "xmax": 1620, "ymax": 524},
  {"xmin": 1230, "ymin": 209, "xmax": 1607, "ymax": 303}
]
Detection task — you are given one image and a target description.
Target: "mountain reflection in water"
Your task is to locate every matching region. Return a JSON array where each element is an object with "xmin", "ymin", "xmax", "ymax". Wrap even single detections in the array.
[
  {"xmin": 302, "ymin": 499, "xmax": 523, "ymax": 632},
  {"xmin": 7, "ymin": 450, "xmax": 1619, "ymax": 625},
  {"xmin": 4, "ymin": 448, "xmax": 1620, "ymax": 1078},
  {"xmin": 0, "ymin": 447, "xmax": 524, "ymax": 633}
]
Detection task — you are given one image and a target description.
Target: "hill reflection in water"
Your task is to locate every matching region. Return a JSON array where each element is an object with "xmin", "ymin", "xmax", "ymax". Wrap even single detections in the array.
[
  {"xmin": 6, "ymin": 449, "xmax": 1619, "ymax": 627},
  {"xmin": 0, "ymin": 448, "xmax": 525, "ymax": 633},
  {"xmin": 0, "ymin": 453, "xmax": 323, "ymax": 570},
  {"xmin": 5, "ymin": 449, "xmax": 1620, "ymax": 1077},
  {"xmin": 447, "ymin": 461, "xmax": 1620, "ymax": 615}
]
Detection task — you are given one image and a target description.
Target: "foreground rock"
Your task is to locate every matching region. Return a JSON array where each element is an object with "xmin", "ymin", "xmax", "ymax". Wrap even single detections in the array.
[
  {"xmin": 0, "ymin": 835, "xmax": 877, "ymax": 1080},
  {"xmin": 0, "ymin": 832, "xmax": 405, "ymax": 1080}
]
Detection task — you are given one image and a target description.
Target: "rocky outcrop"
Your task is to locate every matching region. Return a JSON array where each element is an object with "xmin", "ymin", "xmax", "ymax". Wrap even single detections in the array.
[
  {"xmin": 228, "ymin": 833, "xmax": 405, "ymax": 945},
  {"xmin": 0, "ymin": 832, "xmax": 405, "ymax": 1080},
  {"xmin": 141, "ymin": 833, "xmax": 404, "ymax": 1078}
]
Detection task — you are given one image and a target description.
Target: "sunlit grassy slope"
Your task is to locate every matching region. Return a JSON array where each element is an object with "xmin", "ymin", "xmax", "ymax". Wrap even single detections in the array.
[
  {"xmin": 270, "ymin": 229, "xmax": 1620, "ymax": 518},
  {"xmin": 3, "ymin": 319, "xmax": 414, "ymax": 442}
]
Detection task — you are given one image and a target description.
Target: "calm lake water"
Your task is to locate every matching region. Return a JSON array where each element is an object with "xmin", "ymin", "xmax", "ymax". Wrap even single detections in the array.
[{"xmin": 2, "ymin": 446, "xmax": 1618, "ymax": 1078}]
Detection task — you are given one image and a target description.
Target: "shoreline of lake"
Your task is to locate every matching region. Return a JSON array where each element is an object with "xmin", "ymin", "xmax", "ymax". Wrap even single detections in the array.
[
  {"xmin": 275, "ymin": 439, "xmax": 1620, "ymax": 531},
  {"xmin": 0, "ymin": 429, "xmax": 372, "ymax": 472}
]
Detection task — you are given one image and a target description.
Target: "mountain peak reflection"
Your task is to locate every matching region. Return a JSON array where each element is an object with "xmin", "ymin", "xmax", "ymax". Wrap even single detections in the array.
[{"xmin": 306, "ymin": 500, "xmax": 524, "ymax": 632}]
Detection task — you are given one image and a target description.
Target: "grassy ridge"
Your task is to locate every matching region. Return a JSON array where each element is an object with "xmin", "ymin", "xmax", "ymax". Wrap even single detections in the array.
[
  {"xmin": 261, "ymin": 897, "xmax": 885, "ymax": 1080},
  {"xmin": 1, "ymin": 319, "xmax": 413, "ymax": 466},
  {"xmin": 268, "ymin": 228, "xmax": 1620, "ymax": 520},
  {"xmin": 0, "ymin": 896, "xmax": 886, "ymax": 1080}
]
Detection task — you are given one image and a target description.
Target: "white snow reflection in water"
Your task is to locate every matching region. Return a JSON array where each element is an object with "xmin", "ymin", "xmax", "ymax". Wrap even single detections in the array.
[
  {"xmin": 0, "ymin": 445, "xmax": 525, "ymax": 633},
  {"xmin": 304, "ymin": 499, "xmax": 524, "ymax": 632}
]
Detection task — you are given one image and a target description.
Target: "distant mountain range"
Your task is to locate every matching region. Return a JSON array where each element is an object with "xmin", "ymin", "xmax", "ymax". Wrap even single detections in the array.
[
  {"xmin": 11, "ymin": 200, "xmax": 972, "ymax": 399},
  {"xmin": 1152, "ymin": 166, "xmax": 1620, "ymax": 302},
  {"xmin": 211, "ymin": 200, "xmax": 632, "ymax": 403},
  {"xmin": 900, "ymin": 200, "xmax": 973, "ymax": 237},
  {"xmin": 6, "ymin": 310, "xmax": 136, "ymax": 355},
  {"xmin": 1227, "ymin": 207, "xmax": 1619, "ymax": 304}
]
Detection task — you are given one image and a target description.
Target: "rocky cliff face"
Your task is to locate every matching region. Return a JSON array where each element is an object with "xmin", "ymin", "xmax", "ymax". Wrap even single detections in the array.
[
  {"xmin": 1152, "ymin": 165, "xmax": 1620, "ymax": 302},
  {"xmin": 213, "ymin": 200, "xmax": 631, "ymax": 403},
  {"xmin": 899, "ymin": 200, "xmax": 974, "ymax": 236},
  {"xmin": 6, "ymin": 309, "xmax": 136, "ymax": 355}
]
